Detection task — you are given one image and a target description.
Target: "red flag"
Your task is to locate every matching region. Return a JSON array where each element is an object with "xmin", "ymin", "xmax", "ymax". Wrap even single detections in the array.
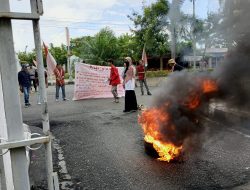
[
  {"xmin": 43, "ymin": 42, "xmax": 58, "ymax": 76},
  {"xmin": 141, "ymin": 45, "xmax": 148, "ymax": 67}
]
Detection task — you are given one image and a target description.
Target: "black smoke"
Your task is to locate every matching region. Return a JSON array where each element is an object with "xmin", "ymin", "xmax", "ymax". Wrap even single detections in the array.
[{"xmin": 145, "ymin": 0, "xmax": 250, "ymax": 150}]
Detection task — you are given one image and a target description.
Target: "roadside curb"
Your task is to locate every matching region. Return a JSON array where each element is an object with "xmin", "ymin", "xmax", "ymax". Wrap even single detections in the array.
[{"xmin": 209, "ymin": 102, "xmax": 250, "ymax": 127}]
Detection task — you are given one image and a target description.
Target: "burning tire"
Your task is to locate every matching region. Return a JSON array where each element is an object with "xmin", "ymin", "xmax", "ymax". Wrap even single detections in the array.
[
  {"xmin": 144, "ymin": 141, "xmax": 159, "ymax": 159},
  {"xmin": 144, "ymin": 140, "xmax": 185, "ymax": 163}
]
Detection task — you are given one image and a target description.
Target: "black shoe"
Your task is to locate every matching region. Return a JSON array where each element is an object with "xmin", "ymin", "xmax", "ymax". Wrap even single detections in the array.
[
  {"xmin": 25, "ymin": 103, "xmax": 31, "ymax": 107},
  {"xmin": 147, "ymin": 92, "xmax": 152, "ymax": 95},
  {"xmin": 141, "ymin": 93, "xmax": 144, "ymax": 96}
]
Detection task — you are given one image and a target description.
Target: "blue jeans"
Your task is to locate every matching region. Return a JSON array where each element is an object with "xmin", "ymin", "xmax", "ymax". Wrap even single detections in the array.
[
  {"xmin": 23, "ymin": 86, "xmax": 30, "ymax": 104},
  {"xmin": 56, "ymin": 85, "xmax": 65, "ymax": 99}
]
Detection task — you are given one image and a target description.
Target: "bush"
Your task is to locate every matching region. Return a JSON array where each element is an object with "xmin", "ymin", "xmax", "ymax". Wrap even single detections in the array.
[
  {"xmin": 65, "ymin": 73, "xmax": 69, "ymax": 79},
  {"xmin": 145, "ymin": 70, "xmax": 170, "ymax": 78},
  {"xmin": 64, "ymin": 72, "xmax": 75, "ymax": 79}
]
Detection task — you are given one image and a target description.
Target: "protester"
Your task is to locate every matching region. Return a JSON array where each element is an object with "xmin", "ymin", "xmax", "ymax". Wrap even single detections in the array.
[
  {"xmin": 168, "ymin": 58, "xmax": 176, "ymax": 72},
  {"xmin": 18, "ymin": 64, "xmax": 31, "ymax": 107},
  {"xmin": 28, "ymin": 64, "xmax": 37, "ymax": 92},
  {"xmin": 35, "ymin": 68, "xmax": 48, "ymax": 104},
  {"xmin": 108, "ymin": 59, "xmax": 121, "ymax": 103},
  {"xmin": 136, "ymin": 59, "xmax": 152, "ymax": 96},
  {"xmin": 54, "ymin": 64, "xmax": 68, "ymax": 101},
  {"xmin": 123, "ymin": 57, "xmax": 138, "ymax": 112}
]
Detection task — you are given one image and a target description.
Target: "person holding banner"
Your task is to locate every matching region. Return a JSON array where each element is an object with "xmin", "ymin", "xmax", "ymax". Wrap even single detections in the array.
[
  {"xmin": 108, "ymin": 59, "xmax": 121, "ymax": 103},
  {"xmin": 54, "ymin": 63, "xmax": 68, "ymax": 101},
  {"xmin": 123, "ymin": 57, "xmax": 138, "ymax": 113}
]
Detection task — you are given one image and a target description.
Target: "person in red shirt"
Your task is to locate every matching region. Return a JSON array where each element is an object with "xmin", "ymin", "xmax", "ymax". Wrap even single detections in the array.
[
  {"xmin": 54, "ymin": 64, "xmax": 68, "ymax": 101},
  {"xmin": 108, "ymin": 59, "xmax": 121, "ymax": 103},
  {"xmin": 136, "ymin": 59, "xmax": 152, "ymax": 96}
]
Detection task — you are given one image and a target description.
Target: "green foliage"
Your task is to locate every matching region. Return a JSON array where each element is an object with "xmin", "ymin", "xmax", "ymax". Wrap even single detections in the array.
[
  {"xmin": 146, "ymin": 70, "xmax": 170, "ymax": 78},
  {"xmin": 18, "ymin": 51, "xmax": 36, "ymax": 65},
  {"xmin": 73, "ymin": 27, "xmax": 120, "ymax": 66},
  {"xmin": 117, "ymin": 33, "xmax": 138, "ymax": 62},
  {"xmin": 64, "ymin": 72, "xmax": 75, "ymax": 79},
  {"xmin": 128, "ymin": 0, "xmax": 170, "ymax": 58},
  {"xmin": 49, "ymin": 44, "xmax": 67, "ymax": 65},
  {"xmin": 18, "ymin": 44, "xmax": 67, "ymax": 69},
  {"xmin": 177, "ymin": 41, "xmax": 193, "ymax": 56}
]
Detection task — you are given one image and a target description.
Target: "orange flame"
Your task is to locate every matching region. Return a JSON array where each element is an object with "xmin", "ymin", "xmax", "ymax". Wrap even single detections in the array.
[
  {"xmin": 184, "ymin": 93, "xmax": 201, "ymax": 109},
  {"xmin": 139, "ymin": 78, "xmax": 218, "ymax": 162},
  {"xmin": 139, "ymin": 108, "xmax": 182, "ymax": 162},
  {"xmin": 202, "ymin": 79, "xmax": 218, "ymax": 93},
  {"xmin": 184, "ymin": 79, "xmax": 218, "ymax": 110}
]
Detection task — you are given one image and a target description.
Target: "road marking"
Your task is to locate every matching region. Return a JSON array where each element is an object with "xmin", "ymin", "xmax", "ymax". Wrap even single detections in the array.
[
  {"xmin": 227, "ymin": 128, "xmax": 250, "ymax": 139},
  {"xmin": 202, "ymin": 116, "xmax": 250, "ymax": 139}
]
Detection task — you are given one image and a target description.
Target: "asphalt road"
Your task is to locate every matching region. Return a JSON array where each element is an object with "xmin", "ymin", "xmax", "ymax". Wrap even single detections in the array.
[{"xmin": 22, "ymin": 85, "xmax": 250, "ymax": 190}]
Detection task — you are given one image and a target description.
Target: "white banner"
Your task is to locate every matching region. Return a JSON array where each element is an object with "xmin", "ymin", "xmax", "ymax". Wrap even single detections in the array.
[{"xmin": 73, "ymin": 63, "xmax": 125, "ymax": 100}]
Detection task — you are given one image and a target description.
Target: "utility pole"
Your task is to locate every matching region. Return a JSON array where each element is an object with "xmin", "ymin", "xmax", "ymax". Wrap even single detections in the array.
[
  {"xmin": 192, "ymin": 0, "xmax": 196, "ymax": 70},
  {"xmin": 170, "ymin": 22, "xmax": 176, "ymax": 59},
  {"xmin": 0, "ymin": 0, "xmax": 58, "ymax": 189},
  {"xmin": 31, "ymin": 5, "xmax": 54, "ymax": 190},
  {"xmin": 0, "ymin": 0, "xmax": 30, "ymax": 189},
  {"xmin": 65, "ymin": 27, "xmax": 72, "ymax": 82}
]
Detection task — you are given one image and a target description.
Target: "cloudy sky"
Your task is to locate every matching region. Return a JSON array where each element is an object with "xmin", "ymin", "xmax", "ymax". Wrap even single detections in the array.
[{"xmin": 9, "ymin": 0, "xmax": 219, "ymax": 52}]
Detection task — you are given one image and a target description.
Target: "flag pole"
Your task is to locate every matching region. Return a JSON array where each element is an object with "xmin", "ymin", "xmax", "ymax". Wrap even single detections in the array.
[
  {"xmin": 142, "ymin": 43, "xmax": 147, "ymax": 78},
  {"xmin": 66, "ymin": 27, "xmax": 72, "ymax": 82}
]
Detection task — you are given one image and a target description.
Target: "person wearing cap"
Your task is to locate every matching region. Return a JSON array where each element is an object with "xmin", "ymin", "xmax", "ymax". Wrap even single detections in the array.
[
  {"xmin": 123, "ymin": 57, "xmax": 138, "ymax": 112},
  {"xmin": 136, "ymin": 59, "xmax": 152, "ymax": 96},
  {"xmin": 18, "ymin": 64, "xmax": 31, "ymax": 107},
  {"xmin": 108, "ymin": 59, "xmax": 121, "ymax": 103},
  {"xmin": 168, "ymin": 58, "xmax": 176, "ymax": 72}
]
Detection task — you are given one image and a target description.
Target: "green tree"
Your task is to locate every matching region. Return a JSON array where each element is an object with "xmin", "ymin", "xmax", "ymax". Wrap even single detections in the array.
[
  {"xmin": 17, "ymin": 51, "xmax": 36, "ymax": 65},
  {"xmin": 49, "ymin": 44, "xmax": 67, "ymax": 66},
  {"xmin": 128, "ymin": 0, "xmax": 170, "ymax": 70},
  {"xmin": 198, "ymin": 13, "xmax": 227, "ymax": 58},
  {"xmin": 70, "ymin": 36, "xmax": 91, "ymax": 58},
  {"xmin": 117, "ymin": 33, "xmax": 138, "ymax": 62},
  {"xmin": 73, "ymin": 27, "xmax": 119, "ymax": 65}
]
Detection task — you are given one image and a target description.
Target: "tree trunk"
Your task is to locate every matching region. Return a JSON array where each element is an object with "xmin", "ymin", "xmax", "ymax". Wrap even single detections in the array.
[{"xmin": 160, "ymin": 56, "xmax": 164, "ymax": 70}]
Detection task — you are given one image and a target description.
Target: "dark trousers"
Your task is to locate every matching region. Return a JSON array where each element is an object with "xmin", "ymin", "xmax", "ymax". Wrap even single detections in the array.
[
  {"xmin": 56, "ymin": 85, "xmax": 66, "ymax": 99},
  {"xmin": 111, "ymin": 85, "xmax": 118, "ymax": 99},
  {"xmin": 124, "ymin": 90, "xmax": 138, "ymax": 111},
  {"xmin": 139, "ymin": 79, "xmax": 150, "ymax": 94}
]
